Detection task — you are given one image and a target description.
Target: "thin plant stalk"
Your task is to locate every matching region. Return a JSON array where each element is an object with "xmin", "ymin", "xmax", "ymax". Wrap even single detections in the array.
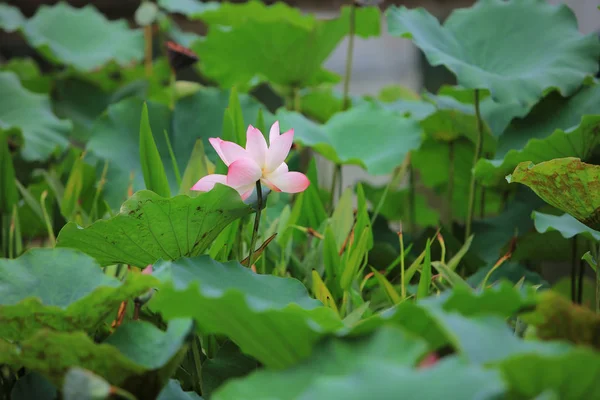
[
  {"xmin": 447, "ymin": 141, "xmax": 455, "ymax": 234},
  {"xmin": 371, "ymin": 154, "xmax": 411, "ymax": 226},
  {"xmin": 399, "ymin": 229, "xmax": 406, "ymax": 299},
  {"xmin": 465, "ymin": 89, "xmax": 483, "ymax": 241},
  {"xmin": 342, "ymin": 4, "xmax": 356, "ymax": 110},
  {"xmin": 247, "ymin": 181, "xmax": 263, "ymax": 270},
  {"xmin": 40, "ymin": 190, "xmax": 56, "ymax": 247},
  {"xmin": 329, "ymin": 163, "xmax": 339, "ymax": 212},
  {"xmin": 596, "ymin": 241, "xmax": 600, "ymax": 313},
  {"xmin": 408, "ymin": 162, "xmax": 416, "ymax": 234},
  {"xmin": 571, "ymin": 237, "xmax": 578, "ymax": 302},
  {"xmin": 191, "ymin": 336, "xmax": 204, "ymax": 395},
  {"xmin": 163, "ymin": 129, "xmax": 182, "ymax": 186},
  {"xmin": 144, "ymin": 25, "xmax": 153, "ymax": 77},
  {"xmin": 479, "ymin": 185, "xmax": 486, "ymax": 218}
]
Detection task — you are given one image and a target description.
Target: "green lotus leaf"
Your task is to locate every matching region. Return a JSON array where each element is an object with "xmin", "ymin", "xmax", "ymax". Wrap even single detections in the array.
[
  {"xmin": 2, "ymin": 3, "xmax": 144, "ymax": 71},
  {"xmin": 0, "ymin": 4, "xmax": 25, "ymax": 32},
  {"xmin": 56, "ymin": 186, "xmax": 252, "ymax": 267},
  {"xmin": 149, "ymin": 255, "xmax": 343, "ymax": 369},
  {"xmin": 277, "ymin": 105, "xmax": 423, "ymax": 175},
  {"xmin": 0, "ymin": 71, "xmax": 71, "ymax": 161},
  {"xmin": 387, "ymin": 0, "xmax": 600, "ymax": 107},
  {"xmin": 0, "ymin": 319, "xmax": 194, "ymax": 399},
  {"xmin": 507, "ymin": 158, "xmax": 600, "ymax": 230},
  {"xmin": 158, "ymin": 0, "xmax": 219, "ymax": 17},
  {"xmin": 0, "ymin": 248, "xmax": 156, "ymax": 340},
  {"xmin": 214, "ymin": 326, "xmax": 505, "ymax": 400},
  {"xmin": 195, "ymin": 2, "xmax": 380, "ymax": 88}
]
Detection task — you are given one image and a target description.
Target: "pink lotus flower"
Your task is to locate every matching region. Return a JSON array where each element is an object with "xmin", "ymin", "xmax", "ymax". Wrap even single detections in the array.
[{"xmin": 192, "ymin": 121, "xmax": 310, "ymax": 199}]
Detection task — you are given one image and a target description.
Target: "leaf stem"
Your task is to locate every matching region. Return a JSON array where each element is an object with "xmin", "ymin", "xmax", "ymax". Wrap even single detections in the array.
[
  {"xmin": 247, "ymin": 181, "xmax": 263, "ymax": 270},
  {"xmin": 465, "ymin": 89, "xmax": 483, "ymax": 241},
  {"xmin": 144, "ymin": 25, "xmax": 153, "ymax": 77},
  {"xmin": 447, "ymin": 141, "xmax": 455, "ymax": 235},
  {"xmin": 342, "ymin": 4, "xmax": 356, "ymax": 111}
]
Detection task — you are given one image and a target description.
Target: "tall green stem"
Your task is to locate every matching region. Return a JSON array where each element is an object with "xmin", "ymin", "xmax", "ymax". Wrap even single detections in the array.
[
  {"xmin": 465, "ymin": 89, "xmax": 483, "ymax": 241},
  {"xmin": 342, "ymin": 4, "xmax": 356, "ymax": 111},
  {"xmin": 408, "ymin": 162, "xmax": 416, "ymax": 234},
  {"xmin": 329, "ymin": 163, "xmax": 339, "ymax": 213},
  {"xmin": 247, "ymin": 181, "xmax": 263, "ymax": 270},
  {"xmin": 447, "ymin": 141, "xmax": 455, "ymax": 235}
]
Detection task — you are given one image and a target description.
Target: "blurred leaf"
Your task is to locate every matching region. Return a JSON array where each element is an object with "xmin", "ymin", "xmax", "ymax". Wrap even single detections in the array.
[
  {"xmin": 139, "ymin": 103, "xmax": 171, "ymax": 198},
  {"xmin": 533, "ymin": 212, "xmax": 600, "ymax": 241},
  {"xmin": 523, "ymin": 290, "xmax": 600, "ymax": 350},
  {"xmin": 467, "ymin": 262, "xmax": 547, "ymax": 289},
  {"xmin": 195, "ymin": 3, "xmax": 380, "ymax": 88},
  {"xmin": 10, "ymin": 372, "xmax": 57, "ymax": 400},
  {"xmin": 157, "ymin": 379, "xmax": 203, "ymax": 400},
  {"xmin": 214, "ymin": 327, "xmax": 505, "ymax": 400},
  {"xmin": 60, "ymin": 154, "xmax": 85, "ymax": 219},
  {"xmin": 57, "ymin": 186, "xmax": 252, "ymax": 267},
  {"xmin": 476, "ymin": 115, "xmax": 600, "ymax": 187},
  {"xmin": 0, "ymin": 4, "xmax": 25, "ymax": 32},
  {"xmin": 371, "ymin": 268, "xmax": 402, "ymax": 305},
  {"xmin": 0, "ymin": 71, "xmax": 71, "ymax": 161},
  {"xmin": 363, "ymin": 183, "xmax": 439, "ymax": 227},
  {"xmin": 0, "ymin": 248, "xmax": 156, "ymax": 340},
  {"xmin": 158, "ymin": 0, "xmax": 219, "ymax": 17},
  {"xmin": 6, "ymin": 3, "xmax": 143, "ymax": 71},
  {"xmin": 278, "ymin": 105, "xmax": 423, "ymax": 175},
  {"xmin": 201, "ymin": 341, "xmax": 258, "ymax": 397},
  {"xmin": 0, "ymin": 58, "xmax": 51, "ymax": 93},
  {"xmin": 417, "ymin": 240, "xmax": 432, "ymax": 300},
  {"xmin": 0, "ymin": 319, "xmax": 193, "ymax": 399},
  {"xmin": 62, "ymin": 368, "xmax": 112, "ymax": 400},
  {"xmin": 300, "ymin": 88, "xmax": 343, "ymax": 123},
  {"xmin": 387, "ymin": 1, "xmax": 600, "ymax": 106},
  {"xmin": 312, "ymin": 270, "xmax": 340, "ymax": 314},
  {"xmin": 179, "ymin": 140, "xmax": 213, "ymax": 196},
  {"xmin": 149, "ymin": 255, "xmax": 343, "ymax": 368},
  {"xmin": 508, "ymin": 158, "xmax": 600, "ymax": 230}
]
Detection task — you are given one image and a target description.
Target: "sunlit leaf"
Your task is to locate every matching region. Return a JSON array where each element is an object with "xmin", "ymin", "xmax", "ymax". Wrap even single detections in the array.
[
  {"xmin": 507, "ymin": 158, "xmax": 600, "ymax": 230},
  {"xmin": 0, "ymin": 248, "xmax": 156, "ymax": 340},
  {"xmin": 149, "ymin": 255, "xmax": 343, "ymax": 368},
  {"xmin": 387, "ymin": 1, "xmax": 600, "ymax": 106}
]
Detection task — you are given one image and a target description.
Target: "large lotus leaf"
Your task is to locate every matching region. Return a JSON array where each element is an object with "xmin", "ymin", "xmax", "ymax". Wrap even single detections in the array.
[
  {"xmin": 214, "ymin": 327, "xmax": 505, "ymax": 400},
  {"xmin": 475, "ymin": 114, "xmax": 600, "ymax": 187},
  {"xmin": 158, "ymin": 379, "xmax": 203, "ymax": 400},
  {"xmin": 56, "ymin": 186, "xmax": 252, "ymax": 267},
  {"xmin": 387, "ymin": 1, "xmax": 600, "ymax": 107},
  {"xmin": 0, "ymin": 319, "xmax": 193, "ymax": 399},
  {"xmin": 195, "ymin": 3, "xmax": 380, "ymax": 88},
  {"xmin": 495, "ymin": 84, "xmax": 600, "ymax": 159},
  {"xmin": 533, "ymin": 212, "xmax": 600, "ymax": 242},
  {"xmin": 3, "ymin": 3, "xmax": 143, "ymax": 71},
  {"xmin": 0, "ymin": 71, "xmax": 71, "ymax": 161},
  {"xmin": 87, "ymin": 90, "xmax": 268, "ymax": 208},
  {"xmin": 277, "ymin": 105, "xmax": 422, "ymax": 175},
  {"xmin": 0, "ymin": 248, "xmax": 156, "ymax": 340},
  {"xmin": 0, "ymin": 58, "xmax": 52, "ymax": 93},
  {"xmin": 507, "ymin": 158, "xmax": 600, "ymax": 230},
  {"xmin": 149, "ymin": 255, "xmax": 343, "ymax": 369}
]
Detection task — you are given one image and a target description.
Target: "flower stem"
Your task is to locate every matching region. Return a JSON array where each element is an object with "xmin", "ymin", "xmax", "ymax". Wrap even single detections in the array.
[
  {"xmin": 247, "ymin": 180, "xmax": 263, "ymax": 270},
  {"xmin": 465, "ymin": 89, "xmax": 483, "ymax": 241},
  {"xmin": 342, "ymin": 4, "xmax": 356, "ymax": 111}
]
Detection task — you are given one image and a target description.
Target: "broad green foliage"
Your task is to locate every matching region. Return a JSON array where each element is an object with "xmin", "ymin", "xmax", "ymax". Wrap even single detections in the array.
[
  {"xmin": 0, "ymin": 3, "xmax": 144, "ymax": 71},
  {"xmin": 56, "ymin": 186, "xmax": 252, "ymax": 267},
  {"xmin": 158, "ymin": 0, "xmax": 220, "ymax": 18},
  {"xmin": 508, "ymin": 158, "xmax": 600, "ymax": 230},
  {"xmin": 387, "ymin": 0, "xmax": 600, "ymax": 106},
  {"xmin": 195, "ymin": 1, "xmax": 380, "ymax": 88},
  {"xmin": 0, "ymin": 248, "xmax": 156, "ymax": 340},
  {"xmin": 277, "ymin": 105, "xmax": 423, "ymax": 175},
  {"xmin": 149, "ymin": 255, "xmax": 343, "ymax": 368},
  {"xmin": 0, "ymin": 71, "xmax": 71, "ymax": 161}
]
